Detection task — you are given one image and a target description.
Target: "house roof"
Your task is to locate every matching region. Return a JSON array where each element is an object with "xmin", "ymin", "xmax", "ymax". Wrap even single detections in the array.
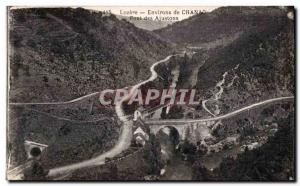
[{"xmin": 133, "ymin": 127, "xmax": 149, "ymax": 140}]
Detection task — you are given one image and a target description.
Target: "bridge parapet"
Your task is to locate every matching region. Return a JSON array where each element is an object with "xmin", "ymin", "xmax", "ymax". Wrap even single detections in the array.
[{"xmin": 147, "ymin": 120, "xmax": 211, "ymax": 141}]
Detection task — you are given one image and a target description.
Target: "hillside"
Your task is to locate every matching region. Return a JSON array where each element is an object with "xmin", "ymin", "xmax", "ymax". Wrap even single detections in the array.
[
  {"xmin": 194, "ymin": 8, "xmax": 294, "ymax": 115},
  {"xmin": 8, "ymin": 7, "xmax": 175, "ymax": 177},
  {"xmin": 154, "ymin": 7, "xmax": 290, "ymax": 46},
  {"xmin": 9, "ymin": 8, "xmax": 174, "ymax": 103},
  {"xmin": 116, "ymin": 15, "xmax": 173, "ymax": 31},
  {"xmin": 7, "ymin": 6, "xmax": 295, "ymax": 181},
  {"xmin": 158, "ymin": 6, "xmax": 295, "ymax": 117}
]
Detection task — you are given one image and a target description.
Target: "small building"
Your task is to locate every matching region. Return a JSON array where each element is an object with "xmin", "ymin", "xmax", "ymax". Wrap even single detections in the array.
[{"xmin": 132, "ymin": 118, "xmax": 150, "ymax": 147}]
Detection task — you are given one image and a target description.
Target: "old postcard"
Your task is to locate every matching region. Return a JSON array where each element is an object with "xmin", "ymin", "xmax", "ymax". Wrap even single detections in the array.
[{"xmin": 7, "ymin": 6, "xmax": 295, "ymax": 181}]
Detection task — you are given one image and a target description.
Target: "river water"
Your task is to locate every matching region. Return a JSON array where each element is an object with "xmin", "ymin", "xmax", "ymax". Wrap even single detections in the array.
[
  {"xmin": 157, "ymin": 127, "xmax": 193, "ymax": 180},
  {"xmin": 160, "ymin": 156, "xmax": 192, "ymax": 180}
]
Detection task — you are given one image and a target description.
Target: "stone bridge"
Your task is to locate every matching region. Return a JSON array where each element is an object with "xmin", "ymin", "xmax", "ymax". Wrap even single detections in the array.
[
  {"xmin": 146, "ymin": 120, "xmax": 215, "ymax": 141},
  {"xmin": 132, "ymin": 96, "xmax": 294, "ymax": 143},
  {"xmin": 133, "ymin": 107, "xmax": 215, "ymax": 141}
]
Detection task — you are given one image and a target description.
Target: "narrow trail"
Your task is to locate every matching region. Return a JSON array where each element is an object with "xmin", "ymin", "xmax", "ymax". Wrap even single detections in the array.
[
  {"xmin": 201, "ymin": 71, "xmax": 228, "ymax": 117},
  {"xmin": 202, "ymin": 64, "xmax": 240, "ymax": 116},
  {"xmin": 9, "ymin": 92, "xmax": 100, "ymax": 106},
  {"xmin": 24, "ymin": 108, "xmax": 111, "ymax": 124}
]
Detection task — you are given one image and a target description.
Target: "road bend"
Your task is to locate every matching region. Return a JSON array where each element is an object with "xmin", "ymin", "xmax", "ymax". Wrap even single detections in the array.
[{"xmin": 47, "ymin": 54, "xmax": 176, "ymax": 177}]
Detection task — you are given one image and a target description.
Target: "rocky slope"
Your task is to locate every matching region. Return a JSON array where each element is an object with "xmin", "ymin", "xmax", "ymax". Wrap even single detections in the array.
[
  {"xmin": 9, "ymin": 8, "xmax": 175, "ymax": 102},
  {"xmin": 155, "ymin": 6, "xmax": 294, "ymax": 116},
  {"xmin": 194, "ymin": 8, "xmax": 294, "ymax": 115},
  {"xmin": 154, "ymin": 7, "xmax": 295, "ymax": 181},
  {"xmin": 8, "ymin": 7, "xmax": 175, "ymax": 178}
]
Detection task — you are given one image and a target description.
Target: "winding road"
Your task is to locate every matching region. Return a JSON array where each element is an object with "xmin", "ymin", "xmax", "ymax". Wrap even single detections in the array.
[
  {"xmin": 47, "ymin": 54, "xmax": 177, "ymax": 177},
  {"xmin": 146, "ymin": 96, "xmax": 294, "ymax": 124},
  {"xmin": 8, "ymin": 51, "xmax": 294, "ymax": 179}
]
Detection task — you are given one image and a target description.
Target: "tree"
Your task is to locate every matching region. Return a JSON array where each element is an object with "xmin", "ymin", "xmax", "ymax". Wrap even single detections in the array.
[{"xmin": 24, "ymin": 161, "xmax": 48, "ymax": 180}]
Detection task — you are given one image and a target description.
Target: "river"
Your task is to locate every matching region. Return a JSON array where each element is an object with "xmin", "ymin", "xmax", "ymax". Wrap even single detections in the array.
[{"xmin": 157, "ymin": 128, "xmax": 193, "ymax": 180}]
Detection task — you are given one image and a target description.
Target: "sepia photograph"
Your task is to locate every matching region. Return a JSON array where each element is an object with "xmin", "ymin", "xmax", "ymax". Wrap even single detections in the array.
[{"xmin": 6, "ymin": 5, "xmax": 295, "ymax": 182}]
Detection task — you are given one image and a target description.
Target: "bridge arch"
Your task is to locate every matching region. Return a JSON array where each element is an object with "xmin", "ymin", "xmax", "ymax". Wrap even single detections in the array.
[
  {"xmin": 149, "ymin": 124, "xmax": 186, "ymax": 140},
  {"xmin": 157, "ymin": 126, "xmax": 180, "ymax": 145}
]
